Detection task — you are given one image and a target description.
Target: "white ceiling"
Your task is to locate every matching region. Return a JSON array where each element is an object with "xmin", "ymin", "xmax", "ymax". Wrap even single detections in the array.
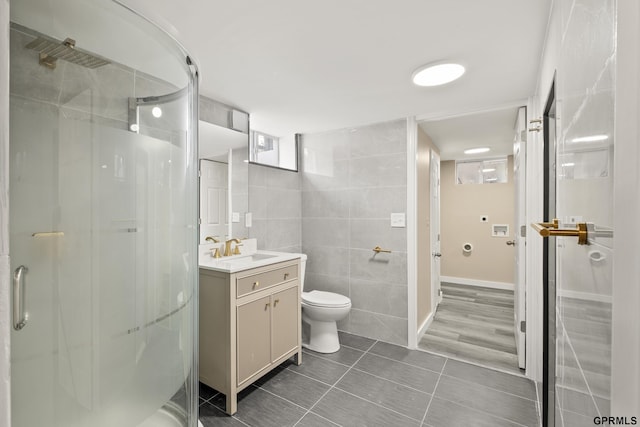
[
  {"xmin": 120, "ymin": 0, "xmax": 551, "ymax": 140},
  {"xmin": 419, "ymin": 106, "xmax": 521, "ymax": 161}
]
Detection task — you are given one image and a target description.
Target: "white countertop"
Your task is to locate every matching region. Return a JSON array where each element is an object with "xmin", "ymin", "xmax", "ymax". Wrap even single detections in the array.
[{"xmin": 199, "ymin": 250, "xmax": 302, "ymax": 273}]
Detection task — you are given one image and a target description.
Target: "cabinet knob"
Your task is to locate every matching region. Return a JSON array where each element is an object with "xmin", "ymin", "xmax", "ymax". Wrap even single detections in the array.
[
  {"xmin": 273, "ymin": 299, "xmax": 280, "ymax": 307},
  {"xmin": 264, "ymin": 303, "xmax": 270, "ymax": 310},
  {"xmin": 253, "ymin": 281, "xmax": 260, "ymax": 288},
  {"xmin": 284, "ymin": 273, "xmax": 290, "ymax": 280}
]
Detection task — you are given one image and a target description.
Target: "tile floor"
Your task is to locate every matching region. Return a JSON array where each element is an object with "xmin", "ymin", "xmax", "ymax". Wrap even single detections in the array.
[{"xmin": 199, "ymin": 331, "xmax": 540, "ymax": 427}]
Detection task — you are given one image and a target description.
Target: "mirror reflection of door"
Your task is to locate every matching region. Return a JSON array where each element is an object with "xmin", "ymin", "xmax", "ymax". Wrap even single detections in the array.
[{"xmin": 199, "ymin": 159, "xmax": 229, "ymax": 243}]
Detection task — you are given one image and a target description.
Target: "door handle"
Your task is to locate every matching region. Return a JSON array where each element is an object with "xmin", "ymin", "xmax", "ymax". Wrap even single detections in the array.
[
  {"xmin": 13, "ymin": 265, "xmax": 28, "ymax": 331},
  {"xmin": 506, "ymin": 240, "xmax": 516, "ymax": 246},
  {"xmin": 531, "ymin": 219, "xmax": 588, "ymax": 245},
  {"xmin": 433, "ymin": 252, "xmax": 442, "ymax": 258}
]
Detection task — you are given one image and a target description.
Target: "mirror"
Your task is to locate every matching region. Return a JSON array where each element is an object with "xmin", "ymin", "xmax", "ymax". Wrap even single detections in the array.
[
  {"xmin": 249, "ymin": 130, "xmax": 299, "ymax": 171},
  {"xmin": 199, "ymin": 120, "xmax": 249, "ymax": 244}
]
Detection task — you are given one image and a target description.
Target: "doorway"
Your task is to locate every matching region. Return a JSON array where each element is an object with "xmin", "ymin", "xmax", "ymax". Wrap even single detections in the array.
[{"xmin": 415, "ymin": 107, "xmax": 527, "ymax": 375}]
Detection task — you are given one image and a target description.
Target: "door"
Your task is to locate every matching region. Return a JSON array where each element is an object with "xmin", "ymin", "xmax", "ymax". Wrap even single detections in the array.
[
  {"xmin": 430, "ymin": 151, "xmax": 442, "ymax": 309},
  {"xmin": 270, "ymin": 286, "xmax": 299, "ymax": 361},
  {"xmin": 200, "ymin": 159, "xmax": 229, "ymax": 243},
  {"xmin": 236, "ymin": 296, "xmax": 271, "ymax": 385},
  {"xmin": 513, "ymin": 106, "xmax": 527, "ymax": 370}
]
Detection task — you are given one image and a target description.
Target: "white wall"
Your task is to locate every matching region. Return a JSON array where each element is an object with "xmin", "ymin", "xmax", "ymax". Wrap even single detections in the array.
[
  {"xmin": 612, "ymin": 0, "xmax": 640, "ymax": 415},
  {"xmin": 0, "ymin": 0, "xmax": 10, "ymax": 424}
]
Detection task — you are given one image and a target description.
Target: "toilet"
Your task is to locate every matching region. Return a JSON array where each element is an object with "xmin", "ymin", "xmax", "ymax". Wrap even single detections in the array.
[{"xmin": 299, "ymin": 254, "xmax": 351, "ymax": 353}]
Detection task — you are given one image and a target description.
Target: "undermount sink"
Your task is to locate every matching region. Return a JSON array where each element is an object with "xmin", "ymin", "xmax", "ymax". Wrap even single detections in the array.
[{"xmin": 225, "ymin": 253, "xmax": 277, "ymax": 264}]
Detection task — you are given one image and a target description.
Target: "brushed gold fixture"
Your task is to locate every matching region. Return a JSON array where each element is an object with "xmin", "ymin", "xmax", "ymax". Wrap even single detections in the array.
[
  {"xmin": 274, "ymin": 299, "xmax": 280, "ymax": 307},
  {"xmin": 26, "ymin": 37, "xmax": 110, "ymax": 69},
  {"xmin": 284, "ymin": 273, "xmax": 290, "ymax": 280},
  {"xmin": 253, "ymin": 281, "xmax": 260, "ymax": 289},
  {"xmin": 205, "ymin": 236, "xmax": 220, "ymax": 243},
  {"xmin": 506, "ymin": 240, "xmax": 516, "ymax": 246},
  {"xmin": 372, "ymin": 246, "xmax": 392, "ymax": 254},
  {"xmin": 224, "ymin": 238, "xmax": 241, "ymax": 256},
  {"xmin": 531, "ymin": 219, "xmax": 588, "ymax": 245},
  {"xmin": 264, "ymin": 303, "xmax": 270, "ymax": 310},
  {"xmin": 212, "ymin": 248, "xmax": 222, "ymax": 258},
  {"xmin": 32, "ymin": 231, "xmax": 64, "ymax": 238},
  {"xmin": 232, "ymin": 243, "xmax": 243, "ymax": 255}
]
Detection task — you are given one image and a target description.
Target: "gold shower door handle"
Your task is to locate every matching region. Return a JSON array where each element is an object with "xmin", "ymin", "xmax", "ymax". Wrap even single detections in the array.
[
  {"xmin": 530, "ymin": 220, "xmax": 589, "ymax": 245},
  {"xmin": 373, "ymin": 246, "xmax": 392, "ymax": 254}
]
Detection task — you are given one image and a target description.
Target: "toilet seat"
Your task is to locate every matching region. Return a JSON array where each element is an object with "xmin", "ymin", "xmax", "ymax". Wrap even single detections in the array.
[{"xmin": 302, "ymin": 290, "xmax": 351, "ymax": 308}]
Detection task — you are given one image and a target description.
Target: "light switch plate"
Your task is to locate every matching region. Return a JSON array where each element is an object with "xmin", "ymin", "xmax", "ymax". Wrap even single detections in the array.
[
  {"xmin": 232, "ymin": 212, "xmax": 240, "ymax": 223},
  {"xmin": 245, "ymin": 212, "xmax": 252, "ymax": 228},
  {"xmin": 390, "ymin": 213, "xmax": 406, "ymax": 228}
]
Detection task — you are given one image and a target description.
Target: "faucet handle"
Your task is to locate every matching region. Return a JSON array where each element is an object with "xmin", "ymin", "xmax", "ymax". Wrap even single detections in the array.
[
  {"xmin": 233, "ymin": 243, "xmax": 243, "ymax": 255},
  {"xmin": 212, "ymin": 247, "xmax": 222, "ymax": 258}
]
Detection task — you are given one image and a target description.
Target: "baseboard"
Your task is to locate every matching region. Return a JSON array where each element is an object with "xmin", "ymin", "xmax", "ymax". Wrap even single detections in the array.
[
  {"xmin": 417, "ymin": 312, "xmax": 434, "ymax": 338},
  {"xmin": 557, "ymin": 289, "xmax": 612, "ymax": 304},
  {"xmin": 440, "ymin": 276, "xmax": 514, "ymax": 291}
]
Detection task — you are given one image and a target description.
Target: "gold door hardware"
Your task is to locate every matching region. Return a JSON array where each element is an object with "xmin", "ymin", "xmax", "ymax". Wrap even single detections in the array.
[
  {"xmin": 372, "ymin": 246, "xmax": 392, "ymax": 254},
  {"xmin": 284, "ymin": 273, "xmax": 290, "ymax": 280},
  {"xmin": 528, "ymin": 118, "xmax": 542, "ymax": 133},
  {"xmin": 506, "ymin": 240, "xmax": 516, "ymax": 246},
  {"xmin": 531, "ymin": 220, "xmax": 588, "ymax": 245},
  {"xmin": 32, "ymin": 231, "xmax": 64, "ymax": 238},
  {"xmin": 273, "ymin": 299, "xmax": 280, "ymax": 307},
  {"xmin": 264, "ymin": 303, "xmax": 270, "ymax": 310},
  {"xmin": 253, "ymin": 281, "xmax": 260, "ymax": 288}
]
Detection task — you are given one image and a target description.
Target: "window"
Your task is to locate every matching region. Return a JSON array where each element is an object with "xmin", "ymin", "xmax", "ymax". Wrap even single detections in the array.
[{"xmin": 456, "ymin": 158, "xmax": 508, "ymax": 184}]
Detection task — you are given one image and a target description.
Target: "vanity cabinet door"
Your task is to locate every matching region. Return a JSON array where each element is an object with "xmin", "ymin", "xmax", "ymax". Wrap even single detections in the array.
[
  {"xmin": 237, "ymin": 296, "xmax": 271, "ymax": 385},
  {"xmin": 271, "ymin": 286, "xmax": 299, "ymax": 362}
]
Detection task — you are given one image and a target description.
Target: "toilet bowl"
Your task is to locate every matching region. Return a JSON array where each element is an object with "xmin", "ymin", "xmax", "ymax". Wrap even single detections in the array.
[{"xmin": 299, "ymin": 255, "xmax": 351, "ymax": 353}]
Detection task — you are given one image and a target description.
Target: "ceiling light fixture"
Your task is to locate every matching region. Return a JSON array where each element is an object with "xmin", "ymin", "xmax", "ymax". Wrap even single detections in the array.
[
  {"xmin": 412, "ymin": 63, "xmax": 465, "ymax": 87},
  {"xmin": 570, "ymin": 134, "xmax": 608, "ymax": 143},
  {"xmin": 152, "ymin": 106, "xmax": 163, "ymax": 118},
  {"xmin": 464, "ymin": 147, "xmax": 490, "ymax": 155}
]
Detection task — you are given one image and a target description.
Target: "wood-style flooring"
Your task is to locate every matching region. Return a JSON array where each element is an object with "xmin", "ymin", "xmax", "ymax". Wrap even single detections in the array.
[{"xmin": 418, "ymin": 282, "xmax": 522, "ymax": 375}]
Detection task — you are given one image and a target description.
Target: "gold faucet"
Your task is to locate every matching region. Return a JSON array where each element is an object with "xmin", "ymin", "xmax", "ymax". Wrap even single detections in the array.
[
  {"xmin": 205, "ymin": 236, "xmax": 219, "ymax": 243},
  {"xmin": 224, "ymin": 238, "xmax": 241, "ymax": 256}
]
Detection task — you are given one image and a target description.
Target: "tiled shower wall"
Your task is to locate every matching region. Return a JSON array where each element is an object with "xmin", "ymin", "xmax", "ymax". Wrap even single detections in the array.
[
  {"xmin": 301, "ymin": 119, "xmax": 408, "ymax": 345},
  {"xmin": 554, "ymin": 0, "xmax": 615, "ymax": 425}
]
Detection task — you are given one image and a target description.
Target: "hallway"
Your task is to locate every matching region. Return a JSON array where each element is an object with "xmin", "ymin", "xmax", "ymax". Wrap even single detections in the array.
[{"xmin": 419, "ymin": 282, "xmax": 520, "ymax": 374}]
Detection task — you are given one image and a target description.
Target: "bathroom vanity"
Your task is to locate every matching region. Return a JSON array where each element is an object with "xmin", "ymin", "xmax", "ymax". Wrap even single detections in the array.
[{"xmin": 199, "ymin": 251, "xmax": 302, "ymax": 415}]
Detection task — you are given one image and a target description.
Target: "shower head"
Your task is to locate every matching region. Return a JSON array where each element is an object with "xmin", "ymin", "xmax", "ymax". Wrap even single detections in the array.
[{"xmin": 25, "ymin": 36, "xmax": 110, "ymax": 70}]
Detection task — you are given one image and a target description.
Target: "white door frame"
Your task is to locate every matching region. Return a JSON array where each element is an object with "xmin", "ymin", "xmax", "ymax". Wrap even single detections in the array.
[
  {"xmin": 406, "ymin": 117, "xmax": 418, "ymax": 349},
  {"xmin": 429, "ymin": 150, "xmax": 441, "ymax": 313},
  {"xmin": 513, "ymin": 106, "xmax": 527, "ymax": 370}
]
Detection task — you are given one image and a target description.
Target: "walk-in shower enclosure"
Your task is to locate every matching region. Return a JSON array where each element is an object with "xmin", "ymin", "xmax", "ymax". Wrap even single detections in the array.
[{"xmin": 8, "ymin": 0, "xmax": 199, "ymax": 425}]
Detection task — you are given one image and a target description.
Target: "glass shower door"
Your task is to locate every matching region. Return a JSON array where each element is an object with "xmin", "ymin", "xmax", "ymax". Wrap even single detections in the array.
[{"xmin": 9, "ymin": 1, "xmax": 199, "ymax": 426}]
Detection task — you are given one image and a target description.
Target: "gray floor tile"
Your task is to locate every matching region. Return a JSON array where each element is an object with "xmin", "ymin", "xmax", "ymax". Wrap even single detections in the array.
[
  {"xmin": 200, "ymin": 382, "xmax": 219, "ymax": 402},
  {"xmin": 354, "ymin": 353, "xmax": 440, "ymax": 394},
  {"xmin": 228, "ymin": 386, "xmax": 306, "ymax": 427},
  {"xmin": 313, "ymin": 388, "xmax": 420, "ymax": 427},
  {"xmin": 336, "ymin": 369, "xmax": 431, "ymax": 421},
  {"xmin": 287, "ymin": 351, "xmax": 350, "ymax": 385},
  {"xmin": 443, "ymin": 359, "xmax": 536, "ymax": 400},
  {"xmin": 424, "ymin": 397, "xmax": 523, "ymax": 427},
  {"xmin": 434, "ymin": 375, "xmax": 539, "ymax": 427},
  {"xmin": 296, "ymin": 412, "xmax": 341, "ymax": 427},
  {"xmin": 258, "ymin": 368, "xmax": 330, "ymax": 409},
  {"xmin": 369, "ymin": 341, "xmax": 446, "ymax": 373},
  {"xmin": 338, "ymin": 331, "xmax": 376, "ymax": 351},
  {"xmin": 303, "ymin": 345, "xmax": 364, "ymax": 367},
  {"xmin": 199, "ymin": 402, "xmax": 247, "ymax": 427}
]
